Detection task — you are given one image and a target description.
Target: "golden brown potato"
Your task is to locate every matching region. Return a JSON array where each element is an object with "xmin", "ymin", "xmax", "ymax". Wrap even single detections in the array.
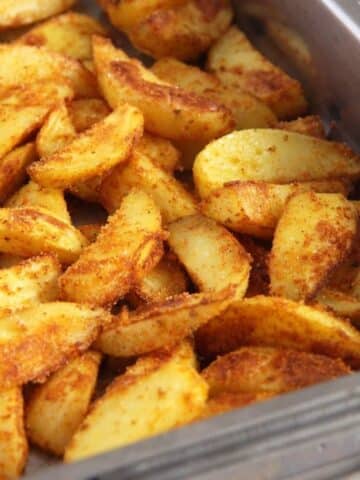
[
  {"xmin": 68, "ymin": 98, "xmax": 111, "ymax": 133},
  {"xmin": 277, "ymin": 115, "xmax": 325, "ymax": 139},
  {"xmin": 136, "ymin": 133, "xmax": 181, "ymax": 173},
  {"xmin": 64, "ymin": 341, "xmax": 208, "ymax": 462},
  {"xmin": 152, "ymin": 57, "xmax": 277, "ymax": 129},
  {"xmin": 207, "ymin": 26, "xmax": 308, "ymax": 119},
  {"xmin": 29, "ymin": 104, "xmax": 144, "ymax": 189},
  {"xmin": 0, "ymin": 255, "xmax": 60, "ymax": 313},
  {"xmin": 168, "ymin": 214, "xmax": 251, "ymax": 298},
  {"xmin": 77, "ymin": 224, "xmax": 102, "ymax": 244},
  {"xmin": 269, "ymin": 193, "xmax": 357, "ymax": 301},
  {"xmin": 96, "ymin": 287, "xmax": 234, "ymax": 357},
  {"xmin": 127, "ymin": 254, "xmax": 188, "ymax": 306},
  {"xmin": 93, "ymin": 36, "xmax": 234, "ymax": 142},
  {"xmin": 0, "ymin": 207, "xmax": 86, "ymax": 264},
  {"xmin": 26, "ymin": 351, "xmax": 101, "ymax": 456},
  {"xmin": 0, "ymin": 0, "xmax": 76, "ymax": 29},
  {"xmin": 6, "ymin": 181, "xmax": 71, "ymax": 224},
  {"xmin": 202, "ymin": 347, "xmax": 350, "ymax": 395},
  {"xmin": 60, "ymin": 189, "xmax": 164, "ymax": 307},
  {"xmin": 315, "ymin": 288, "xmax": 360, "ymax": 325},
  {"xmin": 193, "ymin": 129, "xmax": 360, "ymax": 198},
  {"xmin": 0, "ymin": 302, "xmax": 110, "ymax": 389},
  {"xmin": 201, "ymin": 392, "xmax": 273, "ymax": 419},
  {"xmin": 0, "ymin": 143, "xmax": 37, "ymax": 204},
  {"xmin": 100, "ymin": 150, "xmax": 197, "ymax": 223},
  {"xmin": 16, "ymin": 12, "xmax": 106, "ymax": 60},
  {"xmin": 201, "ymin": 180, "xmax": 350, "ymax": 239},
  {"xmin": 0, "ymin": 388, "xmax": 27, "ymax": 479},
  {"xmin": 196, "ymin": 295, "xmax": 360, "ymax": 368},
  {"xmin": 129, "ymin": 0, "xmax": 233, "ymax": 61}
]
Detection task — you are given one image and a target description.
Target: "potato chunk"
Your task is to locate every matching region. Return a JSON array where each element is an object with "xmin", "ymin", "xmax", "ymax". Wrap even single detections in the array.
[
  {"xmin": 269, "ymin": 193, "xmax": 357, "ymax": 301},
  {"xmin": 0, "ymin": 302, "xmax": 110, "ymax": 388},
  {"xmin": 196, "ymin": 295, "xmax": 360, "ymax": 368},
  {"xmin": 29, "ymin": 105, "xmax": 144, "ymax": 189},
  {"xmin": 207, "ymin": 26, "xmax": 307, "ymax": 119},
  {"xmin": 315, "ymin": 288, "xmax": 360, "ymax": 325},
  {"xmin": 202, "ymin": 347, "xmax": 350, "ymax": 395},
  {"xmin": 93, "ymin": 36, "xmax": 234, "ymax": 142},
  {"xmin": 277, "ymin": 115, "xmax": 325, "ymax": 139},
  {"xmin": 136, "ymin": 133, "xmax": 181, "ymax": 173},
  {"xmin": 26, "ymin": 351, "xmax": 101, "ymax": 456},
  {"xmin": 68, "ymin": 98, "xmax": 111, "ymax": 133},
  {"xmin": 201, "ymin": 392, "xmax": 272, "ymax": 419},
  {"xmin": 64, "ymin": 341, "xmax": 208, "ymax": 462},
  {"xmin": 193, "ymin": 129, "xmax": 360, "ymax": 198},
  {"xmin": 96, "ymin": 288, "xmax": 234, "ymax": 357},
  {"xmin": 168, "ymin": 214, "xmax": 251, "ymax": 298},
  {"xmin": 60, "ymin": 189, "xmax": 164, "ymax": 307}
]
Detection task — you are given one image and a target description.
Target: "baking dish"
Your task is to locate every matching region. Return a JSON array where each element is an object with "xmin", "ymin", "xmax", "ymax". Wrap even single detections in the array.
[{"xmin": 24, "ymin": 1, "xmax": 360, "ymax": 478}]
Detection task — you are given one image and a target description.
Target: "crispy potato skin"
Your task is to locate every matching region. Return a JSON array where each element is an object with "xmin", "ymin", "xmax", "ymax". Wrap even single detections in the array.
[
  {"xmin": 202, "ymin": 347, "xmax": 350, "ymax": 395},
  {"xmin": 200, "ymin": 392, "xmax": 273, "ymax": 419},
  {"xmin": 26, "ymin": 351, "xmax": 101, "ymax": 456},
  {"xmin": 60, "ymin": 189, "xmax": 164, "ymax": 307},
  {"xmin": 277, "ymin": 115, "xmax": 325, "ymax": 139},
  {"xmin": 269, "ymin": 193, "xmax": 358, "ymax": 301},
  {"xmin": 196, "ymin": 295, "xmax": 360, "ymax": 368},
  {"xmin": 0, "ymin": 388, "xmax": 27, "ymax": 478},
  {"xmin": 65, "ymin": 341, "xmax": 208, "ymax": 462},
  {"xmin": 0, "ymin": 302, "xmax": 110, "ymax": 389}
]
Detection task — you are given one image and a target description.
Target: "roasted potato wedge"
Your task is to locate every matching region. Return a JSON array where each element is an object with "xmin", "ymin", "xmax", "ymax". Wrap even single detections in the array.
[
  {"xmin": 0, "ymin": 388, "xmax": 27, "ymax": 479},
  {"xmin": 136, "ymin": 133, "xmax": 181, "ymax": 173},
  {"xmin": 152, "ymin": 57, "xmax": 277, "ymax": 129},
  {"xmin": 196, "ymin": 295, "xmax": 360, "ymax": 368},
  {"xmin": 0, "ymin": 207, "xmax": 86, "ymax": 264},
  {"xmin": 0, "ymin": 0, "xmax": 76, "ymax": 29},
  {"xmin": 60, "ymin": 189, "xmax": 164, "ymax": 307},
  {"xmin": 277, "ymin": 115, "xmax": 325, "ymax": 139},
  {"xmin": 200, "ymin": 392, "xmax": 273, "ymax": 419},
  {"xmin": 0, "ymin": 143, "xmax": 37, "ymax": 204},
  {"xmin": 129, "ymin": 0, "xmax": 233, "ymax": 61},
  {"xmin": 0, "ymin": 302, "xmax": 110, "ymax": 388},
  {"xmin": 96, "ymin": 287, "xmax": 234, "ymax": 357},
  {"xmin": 68, "ymin": 98, "xmax": 111, "ymax": 133},
  {"xmin": 269, "ymin": 193, "xmax": 357, "ymax": 301},
  {"xmin": 6, "ymin": 181, "xmax": 71, "ymax": 224},
  {"xmin": 26, "ymin": 351, "xmax": 101, "ymax": 456},
  {"xmin": 201, "ymin": 180, "xmax": 351, "ymax": 239},
  {"xmin": 202, "ymin": 347, "xmax": 350, "ymax": 395},
  {"xmin": 0, "ymin": 255, "xmax": 60, "ymax": 312},
  {"xmin": 17, "ymin": 12, "xmax": 106, "ymax": 60},
  {"xmin": 93, "ymin": 36, "xmax": 234, "ymax": 142},
  {"xmin": 29, "ymin": 104, "xmax": 144, "ymax": 189},
  {"xmin": 207, "ymin": 26, "xmax": 308, "ymax": 119},
  {"xmin": 315, "ymin": 288, "xmax": 360, "ymax": 325},
  {"xmin": 168, "ymin": 214, "xmax": 251, "ymax": 298},
  {"xmin": 65, "ymin": 341, "xmax": 208, "ymax": 462},
  {"xmin": 100, "ymin": 150, "xmax": 197, "ymax": 223},
  {"xmin": 193, "ymin": 129, "xmax": 360, "ymax": 198}
]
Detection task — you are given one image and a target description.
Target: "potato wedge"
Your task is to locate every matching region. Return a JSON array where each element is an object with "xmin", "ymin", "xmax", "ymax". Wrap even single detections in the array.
[
  {"xmin": 168, "ymin": 214, "xmax": 251, "ymax": 298},
  {"xmin": 136, "ymin": 133, "xmax": 181, "ymax": 173},
  {"xmin": 96, "ymin": 288, "xmax": 234, "ymax": 357},
  {"xmin": 201, "ymin": 180, "xmax": 352, "ymax": 239},
  {"xmin": 201, "ymin": 392, "xmax": 272, "ymax": 419},
  {"xmin": 202, "ymin": 347, "xmax": 350, "ymax": 395},
  {"xmin": 127, "ymin": 254, "xmax": 188, "ymax": 306},
  {"xmin": 193, "ymin": 129, "xmax": 360, "ymax": 197},
  {"xmin": 68, "ymin": 98, "xmax": 111, "ymax": 133},
  {"xmin": 129, "ymin": 0, "xmax": 233, "ymax": 61},
  {"xmin": 277, "ymin": 115, "xmax": 325, "ymax": 139},
  {"xmin": 29, "ymin": 104, "xmax": 144, "ymax": 189},
  {"xmin": 269, "ymin": 193, "xmax": 357, "ymax": 301},
  {"xmin": 0, "ymin": 143, "xmax": 37, "ymax": 204},
  {"xmin": 196, "ymin": 295, "xmax": 360, "ymax": 367},
  {"xmin": 65, "ymin": 341, "xmax": 208, "ymax": 462},
  {"xmin": 152, "ymin": 57, "xmax": 276, "ymax": 129},
  {"xmin": 100, "ymin": 150, "xmax": 197, "ymax": 223},
  {"xmin": 0, "ymin": 255, "xmax": 60, "ymax": 313},
  {"xmin": 0, "ymin": 0, "xmax": 76, "ymax": 29},
  {"xmin": 60, "ymin": 189, "xmax": 164, "ymax": 307},
  {"xmin": 0, "ymin": 302, "xmax": 110, "ymax": 388},
  {"xmin": 26, "ymin": 351, "xmax": 101, "ymax": 456},
  {"xmin": 207, "ymin": 26, "xmax": 308, "ymax": 119},
  {"xmin": 17, "ymin": 12, "xmax": 106, "ymax": 60},
  {"xmin": 93, "ymin": 36, "xmax": 234, "ymax": 142},
  {"xmin": 0, "ymin": 388, "xmax": 27, "ymax": 479},
  {"xmin": 6, "ymin": 181, "xmax": 71, "ymax": 224},
  {"xmin": 315, "ymin": 289, "xmax": 360, "ymax": 325},
  {"xmin": 0, "ymin": 207, "xmax": 86, "ymax": 264}
]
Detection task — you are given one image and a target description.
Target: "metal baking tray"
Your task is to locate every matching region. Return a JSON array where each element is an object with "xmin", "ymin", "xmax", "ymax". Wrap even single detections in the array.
[{"xmin": 24, "ymin": 1, "xmax": 360, "ymax": 478}]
